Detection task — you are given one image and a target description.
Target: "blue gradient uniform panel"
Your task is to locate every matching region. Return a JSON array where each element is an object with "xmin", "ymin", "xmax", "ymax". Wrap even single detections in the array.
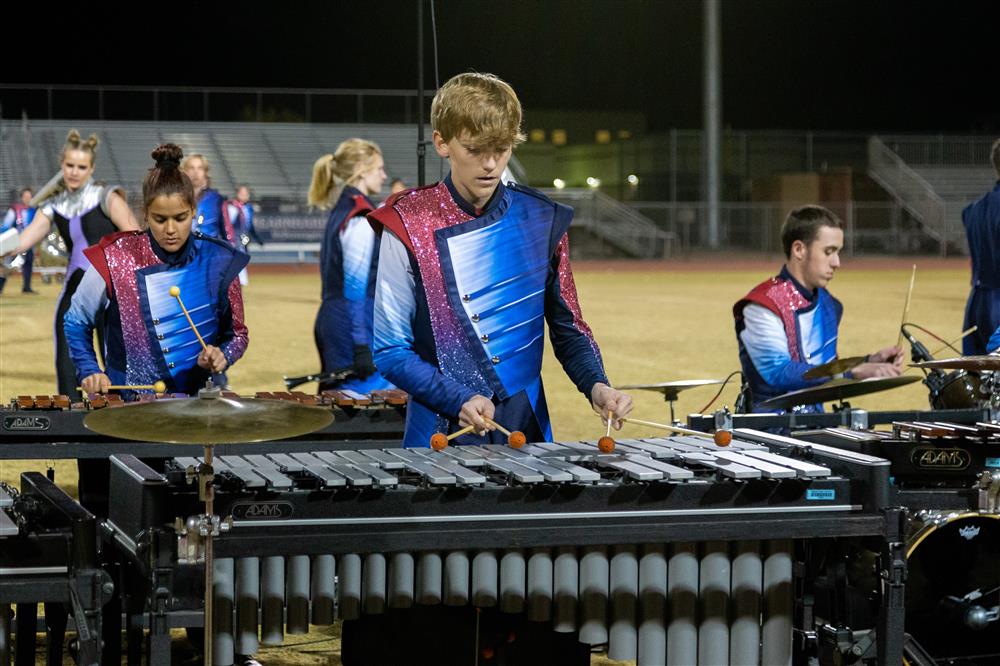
[
  {"xmin": 439, "ymin": 195, "xmax": 551, "ymax": 400},
  {"xmin": 138, "ymin": 248, "xmax": 232, "ymax": 388},
  {"xmin": 195, "ymin": 188, "xmax": 225, "ymax": 240}
]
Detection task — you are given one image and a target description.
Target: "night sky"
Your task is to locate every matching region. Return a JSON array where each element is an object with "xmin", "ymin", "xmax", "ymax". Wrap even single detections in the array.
[{"xmin": 3, "ymin": 0, "xmax": 1000, "ymax": 132}]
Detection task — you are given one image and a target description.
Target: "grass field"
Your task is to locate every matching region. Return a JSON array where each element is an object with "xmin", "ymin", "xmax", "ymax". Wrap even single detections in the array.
[{"xmin": 0, "ymin": 256, "xmax": 974, "ymax": 664}]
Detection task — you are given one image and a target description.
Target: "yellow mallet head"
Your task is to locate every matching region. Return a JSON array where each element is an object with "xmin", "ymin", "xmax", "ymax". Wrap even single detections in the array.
[
  {"xmin": 153, "ymin": 380, "xmax": 167, "ymax": 393},
  {"xmin": 168, "ymin": 286, "xmax": 180, "ymax": 298}
]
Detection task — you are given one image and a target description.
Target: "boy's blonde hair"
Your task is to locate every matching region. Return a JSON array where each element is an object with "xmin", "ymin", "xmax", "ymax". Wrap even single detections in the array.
[{"xmin": 431, "ymin": 72, "xmax": 526, "ymax": 149}]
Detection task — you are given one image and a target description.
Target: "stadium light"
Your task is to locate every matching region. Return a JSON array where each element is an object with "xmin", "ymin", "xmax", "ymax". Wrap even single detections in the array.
[
  {"xmin": 553, "ymin": 178, "xmax": 566, "ymax": 189},
  {"xmin": 586, "ymin": 177, "xmax": 601, "ymax": 188},
  {"xmin": 627, "ymin": 174, "xmax": 640, "ymax": 186}
]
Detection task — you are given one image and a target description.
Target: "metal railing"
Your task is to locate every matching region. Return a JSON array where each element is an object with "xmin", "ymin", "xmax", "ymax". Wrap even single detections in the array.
[
  {"xmin": 630, "ymin": 200, "xmax": 934, "ymax": 256},
  {"xmin": 542, "ymin": 189, "xmax": 675, "ymax": 259},
  {"xmin": 878, "ymin": 134, "xmax": 996, "ymax": 166},
  {"xmin": 867, "ymin": 137, "xmax": 950, "ymax": 252}
]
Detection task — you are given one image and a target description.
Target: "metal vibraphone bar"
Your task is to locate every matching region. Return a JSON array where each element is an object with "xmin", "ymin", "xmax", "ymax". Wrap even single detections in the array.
[
  {"xmin": 104, "ymin": 429, "xmax": 903, "ymax": 665},
  {"xmin": 0, "ymin": 473, "xmax": 113, "ymax": 666},
  {"xmin": 0, "ymin": 389, "xmax": 407, "ymax": 458}
]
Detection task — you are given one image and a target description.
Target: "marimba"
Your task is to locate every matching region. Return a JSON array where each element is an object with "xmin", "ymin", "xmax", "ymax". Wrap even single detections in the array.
[{"xmin": 103, "ymin": 429, "xmax": 903, "ymax": 665}]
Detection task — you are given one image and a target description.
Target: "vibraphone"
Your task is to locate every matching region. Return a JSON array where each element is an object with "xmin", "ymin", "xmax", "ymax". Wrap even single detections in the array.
[
  {"xmin": 0, "ymin": 389, "xmax": 407, "ymax": 458},
  {"xmin": 0, "ymin": 473, "xmax": 112, "ymax": 666},
  {"xmin": 104, "ymin": 429, "xmax": 904, "ymax": 665},
  {"xmin": 791, "ymin": 420, "xmax": 1000, "ymax": 510}
]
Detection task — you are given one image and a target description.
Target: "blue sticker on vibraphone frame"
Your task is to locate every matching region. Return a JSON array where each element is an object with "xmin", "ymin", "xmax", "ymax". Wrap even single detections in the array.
[
  {"xmin": 806, "ymin": 489, "xmax": 835, "ymax": 501},
  {"xmin": 987, "ymin": 458, "xmax": 1000, "ymax": 468}
]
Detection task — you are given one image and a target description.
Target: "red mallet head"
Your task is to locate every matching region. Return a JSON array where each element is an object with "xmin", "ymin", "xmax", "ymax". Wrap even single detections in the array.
[
  {"xmin": 430, "ymin": 432, "xmax": 449, "ymax": 451},
  {"xmin": 598, "ymin": 436, "xmax": 616, "ymax": 454},
  {"xmin": 714, "ymin": 430, "xmax": 733, "ymax": 447},
  {"xmin": 508, "ymin": 431, "xmax": 526, "ymax": 448}
]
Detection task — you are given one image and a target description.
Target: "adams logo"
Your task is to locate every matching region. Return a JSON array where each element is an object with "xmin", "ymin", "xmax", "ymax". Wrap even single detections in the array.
[
  {"xmin": 231, "ymin": 502, "xmax": 294, "ymax": 520},
  {"xmin": 3, "ymin": 415, "xmax": 51, "ymax": 431},
  {"xmin": 911, "ymin": 447, "xmax": 970, "ymax": 470}
]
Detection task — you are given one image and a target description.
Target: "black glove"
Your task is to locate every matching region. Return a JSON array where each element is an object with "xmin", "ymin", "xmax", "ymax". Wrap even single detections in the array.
[{"xmin": 353, "ymin": 344, "xmax": 376, "ymax": 379}]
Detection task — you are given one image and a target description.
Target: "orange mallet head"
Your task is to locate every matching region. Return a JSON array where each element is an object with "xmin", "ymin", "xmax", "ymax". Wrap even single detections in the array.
[
  {"xmin": 597, "ymin": 436, "xmax": 616, "ymax": 454},
  {"xmin": 713, "ymin": 430, "xmax": 733, "ymax": 447},
  {"xmin": 508, "ymin": 431, "xmax": 526, "ymax": 448},
  {"xmin": 429, "ymin": 432, "xmax": 449, "ymax": 451}
]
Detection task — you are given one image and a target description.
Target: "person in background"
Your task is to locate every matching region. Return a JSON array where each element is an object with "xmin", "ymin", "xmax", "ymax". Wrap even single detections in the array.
[
  {"xmin": 4, "ymin": 130, "xmax": 139, "ymax": 399},
  {"xmin": 223, "ymin": 184, "xmax": 262, "ymax": 285},
  {"xmin": 733, "ymin": 205, "xmax": 903, "ymax": 413},
  {"xmin": 961, "ymin": 137, "xmax": 1000, "ymax": 355},
  {"xmin": 389, "ymin": 177, "xmax": 407, "ymax": 195},
  {"xmin": 307, "ymin": 140, "xmax": 393, "ymax": 393},
  {"xmin": 182, "ymin": 153, "xmax": 226, "ymax": 240},
  {"xmin": 1, "ymin": 187, "xmax": 38, "ymax": 294}
]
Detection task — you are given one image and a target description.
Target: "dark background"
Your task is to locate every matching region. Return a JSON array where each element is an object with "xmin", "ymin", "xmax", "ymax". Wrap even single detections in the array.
[{"xmin": 2, "ymin": 0, "xmax": 998, "ymax": 131}]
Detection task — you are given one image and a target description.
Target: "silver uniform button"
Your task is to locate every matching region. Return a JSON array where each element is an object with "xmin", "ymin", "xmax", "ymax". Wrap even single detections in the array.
[
  {"xmin": 481, "ymin": 334, "xmax": 489, "ymax": 342},
  {"xmin": 153, "ymin": 318, "xmax": 160, "ymax": 325},
  {"xmin": 462, "ymin": 294, "xmax": 471, "ymax": 302},
  {"xmin": 163, "ymin": 348, "xmax": 170, "ymax": 353},
  {"xmin": 168, "ymin": 362, "xmax": 175, "ymax": 369},
  {"xmin": 491, "ymin": 356, "xmax": 500, "ymax": 364},
  {"xmin": 157, "ymin": 334, "xmax": 164, "ymax": 340},
  {"xmin": 471, "ymin": 314, "xmax": 480, "ymax": 323}
]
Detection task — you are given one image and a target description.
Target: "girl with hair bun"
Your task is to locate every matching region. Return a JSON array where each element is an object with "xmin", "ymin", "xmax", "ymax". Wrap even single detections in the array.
[
  {"xmin": 64, "ymin": 143, "xmax": 249, "ymax": 399},
  {"xmin": 7, "ymin": 129, "xmax": 139, "ymax": 398},
  {"xmin": 62, "ymin": 144, "xmax": 249, "ymax": 519},
  {"xmin": 308, "ymin": 138, "xmax": 392, "ymax": 393}
]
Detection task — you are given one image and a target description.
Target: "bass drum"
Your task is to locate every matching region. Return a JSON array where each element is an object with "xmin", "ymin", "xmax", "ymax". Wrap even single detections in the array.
[
  {"xmin": 928, "ymin": 370, "xmax": 983, "ymax": 410},
  {"xmin": 906, "ymin": 512, "xmax": 1000, "ymax": 663}
]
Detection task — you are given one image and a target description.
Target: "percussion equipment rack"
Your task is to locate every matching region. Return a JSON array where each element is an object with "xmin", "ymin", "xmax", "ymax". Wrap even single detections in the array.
[
  {"xmin": 688, "ymin": 405, "xmax": 997, "ymax": 434},
  {"xmin": 0, "ymin": 473, "xmax": 113, "ymax": 666},
  {"xmin": 101, "ymin": 430, "xmax": 906, "ymax": 665}
]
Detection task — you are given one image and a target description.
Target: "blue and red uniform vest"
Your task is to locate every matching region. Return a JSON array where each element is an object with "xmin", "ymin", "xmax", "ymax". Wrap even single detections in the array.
[
  {"xmin": 79, "ymin": 231, "xmax": 248, "ymax": 393},
  {"xmin": 371, "ymin": 179, "xmax": 608, "ymax": 448},
  {"xmin": 734, "ymin": 268, "xmax": 843, "ymax": 412}
]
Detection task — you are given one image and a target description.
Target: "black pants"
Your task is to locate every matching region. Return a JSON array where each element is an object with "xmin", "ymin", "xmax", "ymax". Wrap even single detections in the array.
[
  {"xmin": 55, "ymin": 269, "xmax": 104, "ymax": 401},
  {"xmin": 341, "ymin": 606, "xmax": 591, "ymax": 666},
  {"xmin": 21, "ymin": 249, "xmax": 33, "ymax": 291}
]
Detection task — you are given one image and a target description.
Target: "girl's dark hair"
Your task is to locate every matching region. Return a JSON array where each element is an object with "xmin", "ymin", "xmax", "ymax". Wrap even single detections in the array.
[{"xmin": 143, "ymin": 144, "xmax": 196, "ymax": 213}]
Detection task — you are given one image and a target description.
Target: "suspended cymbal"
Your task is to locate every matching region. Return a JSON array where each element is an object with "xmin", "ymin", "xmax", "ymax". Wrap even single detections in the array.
[
  {"xmin": 802, "ymin": 356, "xmax": 867, "ymax": 380},
  {"xmin": 759, "ymin": 375, "xmax": 920, "ymax": 410},
  {"xmin": 911, "ymin": 355, "xmax": 1000, "ymax": 372},
  {"xmin": 618, "ymin": 379, "xmax": 724, "ymax": 401},
  {"xmin": 84, "ymin": 395, "xmax": 333, "ymax": 444}
]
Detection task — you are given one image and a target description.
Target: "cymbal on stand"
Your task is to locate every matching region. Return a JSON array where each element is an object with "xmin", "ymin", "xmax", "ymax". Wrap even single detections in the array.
[
  {"xmin": 619, "ymin": 379, "xmax": 724, "ymax": 402},
  {"xmin": 759, "ymin": 376, "xmax": 920, "ymax": 411},
  {"xmin": 911, "ymin": 355, "xmax": 1000, "ymax": 372}
]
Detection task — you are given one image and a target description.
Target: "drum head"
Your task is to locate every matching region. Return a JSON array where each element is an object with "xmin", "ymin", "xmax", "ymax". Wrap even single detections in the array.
[{"xmin": 907, "ymin": 514, "xmax": 1000, "ymax": 660}]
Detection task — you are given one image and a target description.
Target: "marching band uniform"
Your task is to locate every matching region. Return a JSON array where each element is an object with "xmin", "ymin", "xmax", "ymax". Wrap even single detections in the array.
[
  {"xmin": 62, "ymin": 228, "xmax": 247, "ymax": 519},
  {"xmin": 371, "ymin": 176, "xmax": 608, "ymax": 448},
  {"xmin": 193, "ymin": 187, "xmax": 226, "ymax": 240},
  {"xmin": 63, "ymin": 230, "xmax": 249, "ymax": 397},
  {"xmin": 39, "ymin": 180, "xmax": 125, "ymax": 397},
  {"xmin": 1, "ymin": 202, "xmax": 36, "ymax": 293},
  {"xmin": 222, "ymin": 198, "xmax": 260, "ymax": 285},
  {"xmin": 315, "ymin": 186, "xmax": 392, "ymax": 393},
  {"xmin": 962, "ymin": 182, "xmax": 1000, "ymax": 355},
  {"xmin": 734, "ymin": 266, "xmax": 843, "ymax": 412}
]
